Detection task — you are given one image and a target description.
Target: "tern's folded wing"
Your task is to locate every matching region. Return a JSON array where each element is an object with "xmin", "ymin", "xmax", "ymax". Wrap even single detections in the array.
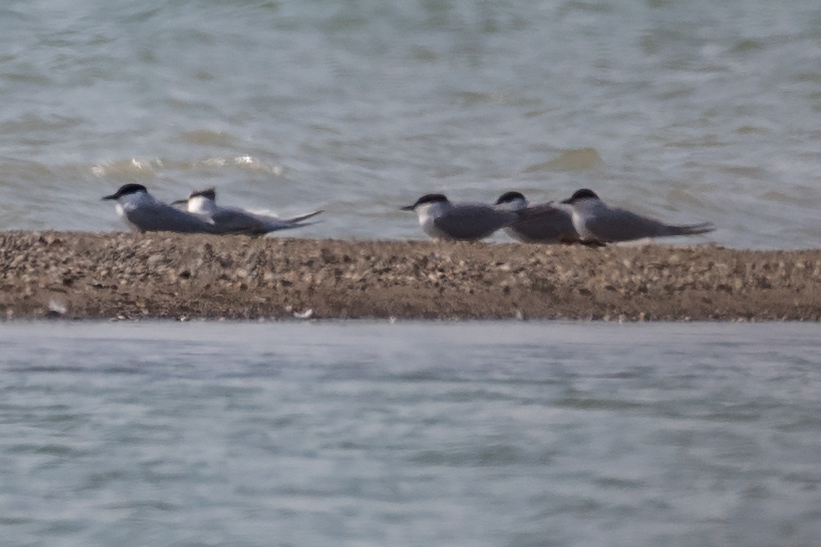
[
  {"xmin": 210, "ymin": 209, "xmax": 270, "ymax": 234},
  {"xmin": 433, "ymin": 206, "xmax": 517, "ymax": 240},
  {"xmin": 586, "ymin": 207, "xmax": 708, "ymax": 242},
  {"xmin": 126, "ymin": 204, "xmax": 218, "ymax": 233},
  {"xmin": 510, "ymin": 204, "xmax": 579, "ymax": 242}
]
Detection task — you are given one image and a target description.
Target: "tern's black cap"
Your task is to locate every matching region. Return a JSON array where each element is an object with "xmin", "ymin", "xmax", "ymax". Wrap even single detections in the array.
[
  {"xmin": 495, "ymin": 191, "xmax": 526, "ymax": 205},
  {"xmin": 102, "ymin": 183, "xmax": 148, "ymax": 201},
  {"xmin": 560, "ymin": 188, "xmax": 599, "ymax": 205},
  {"xmin": 401, "ymin": 193, "xmax": 448, "ymax": 211},
  {"xmin": 189, "ymin": 187, "xmax": 216, "ymax": 200}
]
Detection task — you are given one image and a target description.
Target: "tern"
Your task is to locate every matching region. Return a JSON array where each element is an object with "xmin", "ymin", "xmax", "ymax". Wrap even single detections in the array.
[
  {"xmin": 173, "ymin": 187, "xmax": 323, "ymax": 235},
  {"xmin": 401, "ymin": 193, "xmax": 519, "ymax": 241},
  {"xmin": 560, "ymin": 188, "xmax": 715, "ymax": 244},
  {"xmin": 494, "ymin": 191, "xmax": 581, "ymax": 244},
  {"xmin": 102, "ymin": 183, "xmax": 223, "ymax": 234}
]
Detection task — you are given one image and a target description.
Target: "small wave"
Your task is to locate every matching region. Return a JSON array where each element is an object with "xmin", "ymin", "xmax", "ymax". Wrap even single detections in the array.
[
  {"xmin": 523, "ymin": 148, "xmax": 603, "ymax": 172},
  {"xmin": 0, "ymin": 114, "xmax": 82, "ymax": 134},
  {"xmin": 89, "ymin": 155, "xmax": 283, "ymax": 177},
  {"xmin": 759, "ymin": 191, "xmax": 807, "ymax": 205},
  {"xmin": 91, "ymin": 158, "xmax": 162, "ymax": 177},
  {"xmin": 197, "ymin": 155, "xmax": 283, "ymax": 174},
  {"xmin": 181, "ymin": 129, "xmax": 235, "ymax": 147}
]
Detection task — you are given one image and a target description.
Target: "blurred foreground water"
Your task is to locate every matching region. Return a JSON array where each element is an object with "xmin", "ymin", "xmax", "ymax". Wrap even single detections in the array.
[{"xmin": 2, "ymin": 320, "xmax": 821, "ymax": 546}]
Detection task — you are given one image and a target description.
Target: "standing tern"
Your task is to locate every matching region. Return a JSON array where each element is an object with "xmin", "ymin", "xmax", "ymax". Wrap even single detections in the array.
[
  {"xmin": 102, "ymin": 183, "xmax": 223, "ymax": 234},
  {"xmin": 401, "ymin": 193, "xmax": 519, "ymax": 241},
  {"xmin": 494, "ymin": 191, "xmax": 581, "ymax": 244},
  {"xmin": 173, "ymin": 187, "xmax": 323, "ymax": 235},
  {"xmin": 560, "ymin": 188, "xmax": 715, "ymax": 244}
]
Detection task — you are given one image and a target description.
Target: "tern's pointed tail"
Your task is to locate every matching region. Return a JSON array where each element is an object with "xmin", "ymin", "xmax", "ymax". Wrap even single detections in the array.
[
  {"xmin": 251, "ymin": 209, "xmax": 324, "ymax": 234},
  {"xmin": 664, "ymin": 222, "xmax": 715, "ymax": 237},
  {"xmin": 280, "ymin": 209, "xmax": 324, "ymax": 225}
]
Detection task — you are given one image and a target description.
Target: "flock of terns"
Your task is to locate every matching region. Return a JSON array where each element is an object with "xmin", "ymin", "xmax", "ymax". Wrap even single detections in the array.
[{"xmin": 103, "ymin": 183, "xmax": 715, "ymax": 245}]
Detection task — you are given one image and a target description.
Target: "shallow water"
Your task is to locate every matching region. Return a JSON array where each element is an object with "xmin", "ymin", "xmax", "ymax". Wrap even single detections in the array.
[
  {"xmin": 1, "ymin": 0, "xmax": 821, "ymax": 248},
  {"xmin": 2, "ymin": 321, "xmax": 821, "ymax": 546}
]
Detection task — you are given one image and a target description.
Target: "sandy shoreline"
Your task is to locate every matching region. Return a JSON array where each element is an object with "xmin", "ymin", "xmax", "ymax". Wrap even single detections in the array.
[{"xmin": 1, "ymin": 231, "xmax": 820, "ymax": 321}]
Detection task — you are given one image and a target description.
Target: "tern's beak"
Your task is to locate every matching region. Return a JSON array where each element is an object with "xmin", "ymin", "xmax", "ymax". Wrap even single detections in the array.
[
  {"xmin": 101, "ymin": 193, "xmax": 117, "ymax": 201},
  {"xmin": 400, "ymin": 204, "xmax": 415, "ymax": 211},
  {"xmin": 171, "ymin": 199, "xmax": 188, "ymax": 206},
  {"xmin": 560, "ymin": 197, "xmax": 572, "ymax": 205}
]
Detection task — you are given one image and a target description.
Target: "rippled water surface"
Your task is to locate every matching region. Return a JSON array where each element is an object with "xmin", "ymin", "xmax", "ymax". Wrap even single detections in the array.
[
  {"xmin": 1, "ymin": 0, "xmax": 820, "ymax": 248},
  {"xmin": 2, "ymin": 321, "xmax": 821, "ymax": 546}
]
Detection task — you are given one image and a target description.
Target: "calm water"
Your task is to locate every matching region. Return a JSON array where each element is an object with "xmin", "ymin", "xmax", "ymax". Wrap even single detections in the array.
[
  {"xmin": 1, "ymin": 0, "xmax": 821, "ymax": 248},
  {"xmin": 1, "ymin": 321, "xmax": 821, "ymax": 546}
]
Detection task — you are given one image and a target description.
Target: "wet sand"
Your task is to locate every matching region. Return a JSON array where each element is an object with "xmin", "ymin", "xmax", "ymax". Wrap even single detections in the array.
[{"xmin": 1, "ymin": 231, "xmax": 820, "ymax": 321}]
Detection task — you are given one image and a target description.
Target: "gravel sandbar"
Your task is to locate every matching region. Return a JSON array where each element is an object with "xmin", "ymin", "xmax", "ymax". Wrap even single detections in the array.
[{"xmin": 1, "ymin": 231, "xmax": 820, "ymax": 321}]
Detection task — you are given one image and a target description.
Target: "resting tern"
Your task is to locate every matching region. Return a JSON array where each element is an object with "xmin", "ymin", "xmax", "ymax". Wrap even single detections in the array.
[
  {"xmin": 102, "ymin": 184, "xmax": 222, "ymax": 234},
  {"xmin": 401, "ymin": 193, "xmax": 519, "ymax": 241},
  {"xmin": 173, "ymin": 187, "xmax": 323, "ymax": 235},
  {"xmin": 494, "ymin": 191, "xmax": 581, "ymax": 244},
  {"xmin": 560, "ymin": 188, "xmax": 715, "ymax": 244}
]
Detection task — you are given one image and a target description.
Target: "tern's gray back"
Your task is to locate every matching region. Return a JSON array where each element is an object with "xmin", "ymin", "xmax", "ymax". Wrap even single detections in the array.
[
  {"xmin": 434, "ymin": 204, "xmax": 518, "ymax": 240},
  {"xmin": 508, "ymin": 204, "xmax": 579, "ymax": 243},
  {"xmin": 126, "ymin": 202, "xmax": 220, "ymax": 233},
  {"xmin": 210, "ymin": 208, "xmax": 270, "ymax": 234},
  {"xmin": 211, "ymin": 206, "xmax": 315, "ymax": 234},
  {"xmin": 585, "ymin": 205, "xmax": 713, "ymax": 242}
]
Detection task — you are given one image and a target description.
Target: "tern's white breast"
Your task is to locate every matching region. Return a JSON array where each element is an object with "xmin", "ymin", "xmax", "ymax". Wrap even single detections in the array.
[
  {"xmin": 415, "ymin": 202, "xmax": 449, "ymax": 239},
  {"xmin": 569, "ymin": 198, "xmax": 603, "ymax": 241},
  {"xmin": 114, "ymin": 192, "xmax": 153, "ymax": 231},
  {"xmin": 187, "ymin": 196, "xmax": 216, "ymax": 216}
]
